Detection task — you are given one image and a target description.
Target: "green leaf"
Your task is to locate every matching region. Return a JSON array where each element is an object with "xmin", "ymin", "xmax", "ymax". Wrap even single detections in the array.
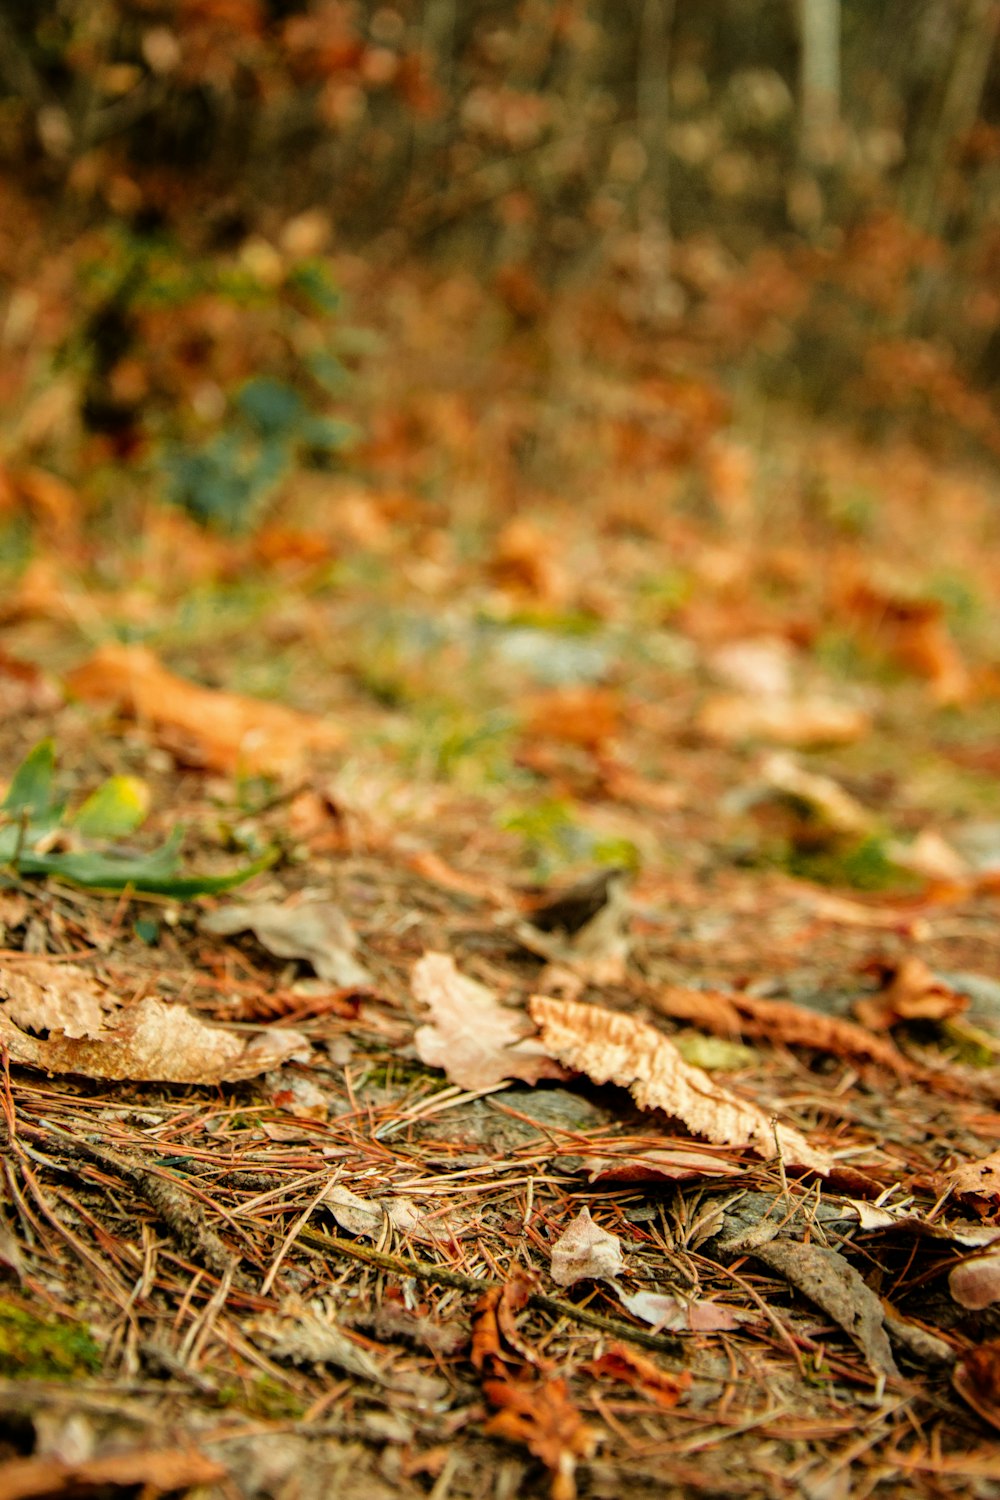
[
  {"xmin": 3, "ymin": 740, "xmax": 57, "ymax": 819},
  {"xmin": 236, "ymin": 378, "xmax": 305, "ymax": 439},
  {"xmin": 17, "ymin": 834, "xmax": 277, "ymax": 896},
  {"xmin": 72, "ymin": 776, "xmax": 151, "ymax": 839}
]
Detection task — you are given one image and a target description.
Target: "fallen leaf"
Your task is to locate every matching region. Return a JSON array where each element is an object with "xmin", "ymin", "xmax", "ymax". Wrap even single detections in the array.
[
  {"xmin": 0, "ymin": 961, "xmax": 308, "ymax": 1083},
  {"xmin": 953, "ymin": 1340, "xmax": 1000, "ymax": 1434},
  {"xmin": 698, "ymin": 693, "xmax": 870, "ymax": 748},
  {"xmin": 709, "ymin": 637, "xmax": 794, "ymax": 698},
  {"xmin": 201, "ymin": 899, "xmax": 372, "ymax": 987},
  {"xmin": 0, "ymin": 1446, "xmax": 226, "ymax": 1500},
  {"xmin": 741, "ymin": 1238, "xmax": 898, "ymax": 1378},
  {"xmin": 855, "ymin": 957, "xmax": 968, "ymax": 1030},
  {"xmin": 472, "ymin": 1274, "xmax": 540, "ymax": 1370},
  {"xmin": 520, "ymin": 687, "xmax": 622, "ymax": 753},
  {"xmin": 584, "ymin": 1341, "xmax": 691, "ymax": 1409},
  {"xmin": 580, "ymin": 1145, "xmax": 742, "ymax": 1184},
  {"xmin": 514, "ymin": 868, "xmax": 632, "ymax": 985},
  {"xmin": 66, "ymin": 642, "xmax": 343, "ymax": 776},
  {"xmin": 549, "ymin": 1208, "xmax": 625, "ymax": 1287},
  {"xmin": 614, "ymin": 1287, "xmax": 742, "ymax": 1332},
  {"xmin": 950, "ymin": 1254, "xmax": 1000, "ymax": 1310},
  {"xmin": 528, "ymin": 996, "xmax": 831, "ymax": 1173},
  {"xmin": 324, "ymin": 1185, "xmax": 384, "ymax": 1239},
  {"xmin": 490, "ymin": 517, "xmax": 567, "ymax": 604},
  {"xmin": 413, "ymin": 952, "xmax": 566, "ymax": 1091},
  {"xmin": 650, "ymin": 983, "xmax": 912, "ymax": 1073},
  {"xmin": 482, "ymin": 1374, "xmax": 597, "ymax": 1500},
  {"xmin": 946, "ymin": 1149, "xmax": 1000, "ymax": 1210}
]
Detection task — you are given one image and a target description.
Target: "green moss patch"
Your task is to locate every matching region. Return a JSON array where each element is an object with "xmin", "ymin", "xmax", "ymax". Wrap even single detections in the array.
[{"xmin": 0, "ymin": 1300, "xmax": 101, "ymax": 1380}]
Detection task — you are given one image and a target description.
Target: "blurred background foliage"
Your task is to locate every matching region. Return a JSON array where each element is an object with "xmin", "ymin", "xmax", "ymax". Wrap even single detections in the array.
[{"xmin": 1, "ymin": 0, "xmax": 1000, "ymax": 523}]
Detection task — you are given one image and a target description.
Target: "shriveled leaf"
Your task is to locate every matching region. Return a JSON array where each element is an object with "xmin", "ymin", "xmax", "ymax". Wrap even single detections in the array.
[
  {"xmin": 413, "ymin": 952, "xmax": 566, "ymax": 1091},
  {"xmin": 482, "ymin": 1375, "xmax": 597, "ymax": 1500},
  {"xmin": 529, "ymin": 996, "xmax": 831, "ymax": 1173},
  {"xmin": 0, "ymin": 961, "xmax": 308, "ymax": 1083},
  {"xmin": 67, "ymin": 642, "xmax": 343, "ymax": 776},
  {"xmin": 580, "ymin": 1145, "xmax": 742, "ymax": 1185},
  {"xmin": 584, "ymin": 1342, "xmax": 691, "ymax": 1409},
  {"xmin": 549, "ymin": 1208, "xmax": 624, "ymax": 1287},
  {"xmin": 71, "ymin": 775, "xmax": 151, "ymax": 838},
  {"xmin": 855, "ymin": 957, "xmax": 968, "ymax": 1030},
  {"xmin": 202, "ymin": 900, "xmax": 371, "ymax": 986}
]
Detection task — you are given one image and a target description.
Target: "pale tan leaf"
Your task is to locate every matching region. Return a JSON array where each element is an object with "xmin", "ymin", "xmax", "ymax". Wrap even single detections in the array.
[
  {"xmin": 202, "ymin": 899, "xmax": 372, "ymax": 986},
  {"xmin": 549, "ymin": 1208, "xmax": 624, "ymax": 1287},
  {"xmin": 413, "ymin": 953, "xmax": 566, "ymax": 1091},
  {"xmin": 0, "ymin": 963, "xmax": 308, "ymax": 1083},
  {"xmin": 947, "ymin": 1149, "xmax": 1000, "ymax": 1206},
  {"xmin": 698, "ymin": 693, "xmax": 869, "ymax": 747},
  {"xmin": 528, "ymin": 996, "xmax": 831, "ymax": 1173}
]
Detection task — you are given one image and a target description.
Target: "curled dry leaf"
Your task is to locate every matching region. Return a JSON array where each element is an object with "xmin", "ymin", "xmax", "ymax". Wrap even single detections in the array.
[
  {"xmin": 584, "ymin": 1342, "xmax": 691, "ymax": 1409},
  {"xmin": 949, "ymin": 1254, "xmax": 1000, "ymax": 1311},
  {"xmin": 472, "ymin": 1273, "xmax": 541, "ymax": 1371},
  {"xmin": 528, "ymin": 996, "xmax": 831, "ymax": 1173},
  {"xmin": 201, "ymin": 899, "xmax": 372, "ymax": 987},
  {"xmin": 0, "ymin": 959, "xmax": 308, "ymax": 1083},
  {"xmin": 855, "ymin": 956, "xmax": 967, "ymax": 1030},
  {"xmin": 0, "ymin": 1447, "xmax": 226, "ymax": 1499},
  {"xmin": 66, "ymin": 642, "xmax": 343, "ymax": 776},
  {"xmin": 413, "ymin": 952, "xmax": 566, "ymax": 1091},
  {"xmin": 481, "ymin": 1375, "xmax": 597, "ymax": 1500},
  {"xmin": 549, "ymin": 1207, "xmax": 625, "ymax": 1287}
]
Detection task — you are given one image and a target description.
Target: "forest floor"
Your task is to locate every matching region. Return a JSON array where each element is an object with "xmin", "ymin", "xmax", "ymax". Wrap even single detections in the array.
[{"xmin": 2, "ymin": 265, "xmax": 1000, "ymax": 1499}]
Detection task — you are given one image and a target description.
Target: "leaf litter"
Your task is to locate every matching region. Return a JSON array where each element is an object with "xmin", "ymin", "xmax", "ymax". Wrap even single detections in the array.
[{"xmin": 4, "ymin": 300, "xmax": 1000, "ymax": 1500}]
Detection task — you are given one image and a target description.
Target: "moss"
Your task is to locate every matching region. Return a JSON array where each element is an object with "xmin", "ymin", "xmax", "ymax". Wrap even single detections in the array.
[
  {"xmin": 0, "ymin": 1300, "xmax": 101, "ymax": 1380},
  {"xmin": 216, "ymin": 1376, "xmax": 306, "ymax": 1419}
]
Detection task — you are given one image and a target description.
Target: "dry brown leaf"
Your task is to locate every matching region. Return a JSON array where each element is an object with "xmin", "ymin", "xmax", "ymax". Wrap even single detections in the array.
[
  {"xmin": 949, "ymin": 1254, "xmax": 1000, "ymax": 1310},
  {"xmin": 201, "ymin": 900, "xmax": 372, "ymax": 987},
  {"xmin": 855, "ymin": 957, "xmax": 968, "ymax": 1030},
  {"xmin": 742, "ymin": 1238, "xmax": 898, "ymax": 1378},
  {"xmin": 528, "ymin": 996, "xmax": 831, "ymax": 1173},
  {"xmin": 698, "ymin": 693, "xmax": 870, "ymax": 747},
  {"xmin": 0, "ymin": 961, "xmax": 308, "ymax": 1083},
  {"xmin": 946, "ymin": 1149, "xmax": 1000, "ymax": 1209},
  {"xmin": 580, "ymin": 1145, "xmax": 742, "ymax": 1184},
  {"xmin": 584, "ymin": 1342, "xmax": 691, "ymax": 1410},
  {"xmin": 0, "ymin": 1446, "xmax": 226, "ymax": 1500},
  {"xmin": 520, "ymin": 686, "xmax": 622, "ymax": 753},
  {"xmin": 482, "ymin": 1375, "xmax": 597, "ymax": 1500},
  {"xmin": 490, "ymin": 516, "xmax": 567, "ymax": 604},
  {"xmin": 66, "ymin": 642, "xmax": 343, "ymax": 776},
  {"xmin": 549, "ymin": 1208, "xmax": 625, "ymax": 1287},
  {"xmin": 650, "ymin": 983, "xmax": 912, "ymax": 1072},
  {"xmin": 472, "ymin": 1274, "xmax": 539, "ymax": 1371},
  {"xmin": 413, "ymin": 952, "xmax": 566, "ymax": 1091}
]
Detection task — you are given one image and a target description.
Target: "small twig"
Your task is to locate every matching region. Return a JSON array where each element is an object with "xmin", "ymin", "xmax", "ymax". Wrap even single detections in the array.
[{"xmin": 297, "ymin": 1227, "xmax": 684, "ymax": 1357}]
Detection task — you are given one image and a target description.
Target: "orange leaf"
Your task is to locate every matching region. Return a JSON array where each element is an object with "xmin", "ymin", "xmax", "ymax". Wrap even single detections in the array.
[
  {"xmin": 482, "ymin": 1375, "xmax": 597, "ymax": 1500},
  {"xmin": 66, "ymin": 643, "xmax": 343, "ymax": 776},
  {"xmin": 584, "ymin": 1341, "xmax": 691, "ymax": 1409}
]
